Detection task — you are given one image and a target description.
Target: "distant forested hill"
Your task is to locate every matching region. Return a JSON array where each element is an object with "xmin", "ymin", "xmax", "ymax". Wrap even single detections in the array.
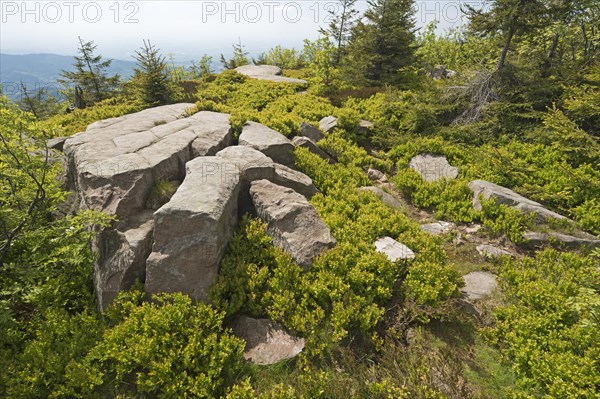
[{"xmin": 0, "ymin": 53, "xmax": 135, "ymax": 100}]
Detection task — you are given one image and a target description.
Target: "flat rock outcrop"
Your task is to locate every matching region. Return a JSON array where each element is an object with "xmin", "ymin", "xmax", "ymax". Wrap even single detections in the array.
[
  {"xmin": 64, "ymin": 106, "xmax": 232, "ymax": 218},
  {"xmin": 250, "ymin": 180, "xmax": 336, "ymax": 269},
  {"xmin": 476, "ymin": 244, "xmax": 513, "ymax": 258},
  {"xmin": 358, "ymin": 186, "xmax": 404, "ymax": 209},
  {"xmin": 319, "ymin": 116, "xmax": 338, "ymax": 134},
  {"xmin": 409, "ymin": 154, "xmax": 458, "ymax": 182},
  {"xmin": 65, "ymin": 105, "xmax": 327, "ymax": 310},
  {"xmin": 522, "ymin": 231, "xmax": 600, "ymax": 250},
  {"xmin": 230, "ymin": 316, "xmax": 305, "ymax": 365},
  {"xmin": 420, "ymin": 221, "xmax": 454, "ymax": 235},
  {"xmin": 469, "ymin": 180, "xmax": 566, "ymax": 222},
  {"xmin": 234, "ymin": 65, "xmax": 307, "ymax": 84},
  {"xmin": 239, "ymin": 122, "xmax": 295, "ymax": 167},
  {"xmin": 374, "ymin": 237, "xmax": 415, "ymax": 261},
  {"xmin": 461, "ymin": 271, "xmax": 497, "ymax": 300},
  {"xmin": 145, "ymin": 157, "xmax": 241, "ymax": 301}
]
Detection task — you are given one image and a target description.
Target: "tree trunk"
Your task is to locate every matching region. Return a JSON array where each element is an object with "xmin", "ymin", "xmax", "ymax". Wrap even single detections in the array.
[
  {"xmin": 541, "ymin": 33, "xmax": 560, "ymax": 77},
  {"xmin": 497, "ymin": 24, "xmax": 516, "ymax": 70}
]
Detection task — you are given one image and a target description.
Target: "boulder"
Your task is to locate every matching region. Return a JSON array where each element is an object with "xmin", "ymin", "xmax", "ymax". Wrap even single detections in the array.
[
  {"xmin": 239, "ymin": 122, "xmax": 295, "ymax": 167},
  {"xmin": 299, "ymin": 122, "xmax": 324, "ymax": 142},
  {"xmin": 430, "ymin": 65, "xmax": 447, "ymax": 79},
  {"xmin": 190, "ymin": 111, "xmax": 234, "ymax": 157},
  {"xmin": 94, "ymin": 211, "xmax": 155, "ymax": 311},
  {"xmin": 476, "ymin": 244, "xmax": 513, "ymax": 258},
  {"xmin": 250, "ymin": 180, "xmax": 336, "ymax": 269},
  {"xmin": 230, "ymin": 316, "xmax": 305, "ymax": 365},
  {"xmin": 145, "ymin": 157, "xmax": 241, "ymax": 301},
  {"xmin": 47, "ymin": 137, "xmax": 67, "ymax": 151},
  {"xmin": 273, "ymin": 164, "xmax": 318, "ymax": 198},
  {"xmin": 234, "ymin": 65, "xmax": 307, "ymax": 84},
  {"xmin": 409, "ymin": 154, "xmax": 459, "ymax": 182},
  {"xmin": 358, "ymin": 120, "xmax": 374, "ymax": 135},
  {"xmin": 420, "ymin": 221, "xmax": 454, "ymax": 235},
  {"xmin": 292, "ymin": 136, "xmax": 335, "ymax": 164},
  {"xmin": 358, "ymin": 186, "xmax": 404, "ymax": 210},
  {"xmin": 64, "ymin": 105, "xmax": 231, "ymax": 218},
  {"xmin": 374, "ymin": 236, "xmax": 415, "ymax": 261},
  {"xmin": 367, "ymin": 168, "xmax": 385, "ymax": 181},
  {"xmin": 469, "ymin": 180, "xmax": 567, "ymax": 223},
  {"xmin": 319, "ymin": 116, "xmax": 338, "ymax": 134},
  {"xmin": 461, "ymin": 271, "xmax": 497, "ymax": 300},
  {"xmin": 522, "ymin": 231, "xmax": 600, "ymax": 250}
]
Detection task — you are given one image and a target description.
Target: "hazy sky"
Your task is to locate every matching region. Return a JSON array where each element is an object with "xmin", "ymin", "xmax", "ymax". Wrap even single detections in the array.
[{"xmin": 1, "ymin": 1, "xmax": 479, "ymax": 61}]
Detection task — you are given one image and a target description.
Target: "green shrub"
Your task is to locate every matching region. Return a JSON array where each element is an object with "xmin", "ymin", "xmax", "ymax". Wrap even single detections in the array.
[{"xmin": 65, "ymin": 291, "xmax": 244, "ymax": 398}]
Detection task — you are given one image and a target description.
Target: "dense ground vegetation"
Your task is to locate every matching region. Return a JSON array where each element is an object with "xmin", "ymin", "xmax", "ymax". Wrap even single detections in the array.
[{"xmin": 1, "ymin": 0, "xmax": 599, "ymax": 397}]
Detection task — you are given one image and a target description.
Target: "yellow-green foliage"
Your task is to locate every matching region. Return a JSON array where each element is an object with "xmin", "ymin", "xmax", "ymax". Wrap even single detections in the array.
[
  {"xmin": 146, "ymin": 179, "xmax": 178, "ymax": 210},
  {"xmin": 64, "ymin": 291, "xmax": 244, "ymax": 398},
  {"xmin": 42, "ymin": 96, "xmax": 144, "ymax": 137},
  {"xmin": 192, "ymin": 70, "xmax": 335, "ymax": 137},
  {"xmin": 486, "ymin": 249, "xmax": 600, "ymax": 398}
]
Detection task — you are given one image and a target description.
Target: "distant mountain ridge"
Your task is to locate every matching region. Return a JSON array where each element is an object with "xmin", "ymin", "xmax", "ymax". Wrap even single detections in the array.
[{"xmin": 0, "ymin": 53, "xmax": 136, "ymax": 101}]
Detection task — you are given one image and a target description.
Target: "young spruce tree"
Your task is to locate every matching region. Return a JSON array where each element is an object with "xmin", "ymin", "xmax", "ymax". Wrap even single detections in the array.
[
  {"xmin": 344, "ymin": 0, "xmax": 417, "ymax": 86},
  {"xmin": 60, "ymin": 37, "xmax": 120, "ymax": 106},
  {"xmin": 131, "ymin": 40, "xmax": 176, "ymax": 105}
]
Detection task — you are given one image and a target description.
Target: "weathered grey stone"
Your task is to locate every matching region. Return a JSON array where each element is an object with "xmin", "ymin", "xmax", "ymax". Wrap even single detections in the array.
[
  {"xmin": 250, "ymin": 180, "xmax": 336, "ymax": 269},
  {"xmin": 145, "ymin": 157, "xmax": 241, "ymax": 301},
  {"xmin": 430, "ymin": 65, "xmax": 447, "ymax": 79},
  {"xmin": 47, "ymin": 137, "xmax": 67, "ymax": 151},
  {"xmin": 358, "ymin": 119, "xmax": 374, "ymax": 135},
  {"xmin": 190, "ymin": 111, "xmax": 233, "ymax": 157},
  {"xmin": 230, "ymin": 316, "xmax": 305, "ymax": 365},
  {"xmin": 273, "ymin": 164, "xmax": 318, "ymax": 198},
  {"xmin": 367, "ymin": 168, "xmax": 385, "ymax": 181},
  {"xmin": 522, "ymin": 231, "xmax": 600, "ymax": 250},
  {"xmin": 469, "ymin": 180, "xmax": 567, "ymax": 223},
  {"xmin": 319, "ymin": 116, "xmax": 338, "ymax": 133},
  {"xmin": 216, "ymin": 145, "xmax": 275, "ymax": 182},
  {"xmin": 476, "ymin": 244, "xmax": 513, "ymax": 258},
  {"xmin": 64, "ymin": 105, "xmax": 231, "ymax": 218},
  {"xmin": 234, "ymin": 65, "xmax": 307, "ymax": 84},
  {"xmin": 374, "ymin": 236, "xmax": 415, "ymax": 261},
  {"xmin": 239, "ymin": 122, "xmax": 295, "ymax": 167},
  {"xmin": 358, "ymin": 186, "xmax": 404, "ymax": 209},
  {"xmin": 461, "ymin": 271, "xmax": 497, "ymax": 300},
  {"xmin": 94, "ymin": 211, "xmax": 154, "ymax": 311},
  {"xmin": 292, "ymin": 136, "xmax": 335, "ymax": 164},
  {"xmin": 420, "ymin": 221, "xmax": 454, "ymax": 235},
  {"xmin": 409, "ymin": 154, "xmax": 459, "ymax": 182},
  {"xmin": 299, "ymin": 122, "xmax": 324, "ymax": 142}
]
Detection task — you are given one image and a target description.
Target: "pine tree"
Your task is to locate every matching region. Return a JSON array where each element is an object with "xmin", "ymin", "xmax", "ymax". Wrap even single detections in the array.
[
  {"xmin": 220, "ymin": 39, "xmax": 250, "ymax": 69},
  {"xmin": 319, "ymin": 0, "xmax": 359, "ymax": 65},
  {"xmin": 131, "ymin": 40, "xmax": 175, "ymax": 105},
  {"xmin": 60, "ymin": 37, "xmax": 120, "ymax": 106},
  {"xmin": 344, "ymin": 0, "xmax": 417, "ymax": 85}
]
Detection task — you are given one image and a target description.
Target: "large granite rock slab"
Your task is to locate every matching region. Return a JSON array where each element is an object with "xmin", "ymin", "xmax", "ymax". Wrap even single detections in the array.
[
  {"xmin": 250, "ymin": 180, "xmax": 335, "ymax": 269},
  {"xmin": 319, "ymin": 116, "xmax": 338, "ymax": 134},
  {"xmin": 145, "ymin": 157, "xmax": 241, "ymax": 301},
  {"xmin": 93, "ymin": 211, "xmax": 155, "ymax": 311},
  {"xmin": 234, "ymin": 65, "xmax": 307, "ymax": 84},
  {"xmin": 374, "ymin": 237, "xmax": 415, "ymax": 261},
  {"xmin": 239, "ymin": 122, "xmax": 295, "ymax": 167},
  {"xmin": 64, "ymin": 106, "xmax": 232, "ymax": 218},
  {"xmin": 469, "ymin": 180, "xmax": 566, "ymax": 222},
  {"xmin": 409, "ymin": 154, "xmax": 458, "ymax": 182},
  {"xmin": 230, "ymin": 316, "xmax": 305, "ymax": 365}
]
